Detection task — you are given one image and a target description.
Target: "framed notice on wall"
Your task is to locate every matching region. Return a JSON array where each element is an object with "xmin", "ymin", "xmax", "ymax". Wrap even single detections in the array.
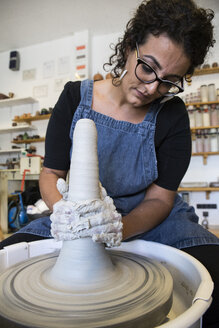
[{"xmin": 73, "ymin": 30, "xmax": 90, "ymax": 80}]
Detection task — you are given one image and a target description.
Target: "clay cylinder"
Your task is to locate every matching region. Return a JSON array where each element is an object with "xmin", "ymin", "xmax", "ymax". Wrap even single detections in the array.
[{"xmin": 68, "ymin": 119, "xmax": 100, "ymax": 201}]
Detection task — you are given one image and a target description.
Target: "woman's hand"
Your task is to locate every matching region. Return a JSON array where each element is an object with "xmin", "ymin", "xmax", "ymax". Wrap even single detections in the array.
[
  {"xmin": 50, "ymin": 179, "xmax": 123, "ymax": 247},
  {"xmin": 122, "ymin": 183, "xmax": 176, "ymax": 240}
]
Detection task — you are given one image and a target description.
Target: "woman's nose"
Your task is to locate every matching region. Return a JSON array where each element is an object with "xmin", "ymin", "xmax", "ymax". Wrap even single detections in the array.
[{"xmin": 144, "ymin": 81, "xmax": 159, "ymax": 95}]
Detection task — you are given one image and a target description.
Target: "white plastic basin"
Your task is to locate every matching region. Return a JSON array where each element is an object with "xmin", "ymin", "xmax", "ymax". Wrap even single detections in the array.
[{"xmin": 0, "ymin": 239, "xmax": 213, "ymax": 328}]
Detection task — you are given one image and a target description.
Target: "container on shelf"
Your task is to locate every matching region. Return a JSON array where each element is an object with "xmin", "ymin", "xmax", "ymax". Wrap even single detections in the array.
[
  {"xmin": 218, "ymin": 128, "xmax": 219, "ymax": 152},
  {"xmin": 187, "ymin": 105, "xmax": 195, "ymax": 128},
  {"xmin": 196, "ymin": 88, "xmax": 201, "ymax": 103},
  {"xmin": 203, "ymin": 105, "xmax": 210, "ymax": 127},
  {"xmin": 195, "ymin": 107, "xmax": 203, "ymax": 127},
  {"xmin": 217, "ymin": 105, "xmax": 219, "ymax": 123},
  {"xmin": 210, "ymin": 104, "xmax": 218, "ymax": 126},
  {"xmin": 210, "ymin": 128, "xmax": 218, "ymax": 152},
  {"xmin": 185, "ymin": 94, "xmax": 190, "ymax": 104},
  {"xmin": 208, "ymin": 84, "xmax": 216, "ymax": 102},
  {"xmin": 216, "ymin": 88, "xmax": 219, "ymax": 101},
  {"xmin": 196, "ymin": 130, "xmax": 203, "ymax": 152},
  {"xmin": 203, "ymin": 130, "xmax": 211, "ymax": 152},
  {"xmin": 200, "ymin": 85, "xmax": 208, "ymax": 102}
]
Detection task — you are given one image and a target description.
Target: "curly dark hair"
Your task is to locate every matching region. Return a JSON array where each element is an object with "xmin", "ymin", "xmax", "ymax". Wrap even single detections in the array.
[{"xmin": 104, "ymin": 0, "xmax": 215, "ymax": 83}]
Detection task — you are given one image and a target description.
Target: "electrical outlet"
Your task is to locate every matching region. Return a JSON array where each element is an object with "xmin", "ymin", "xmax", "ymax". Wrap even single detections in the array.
[{"xmin": 197, "ymin": 204, "xmax": 217, "ymax": 209}]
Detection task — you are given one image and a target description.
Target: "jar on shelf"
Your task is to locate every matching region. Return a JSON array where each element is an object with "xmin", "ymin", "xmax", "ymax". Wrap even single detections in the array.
[
  {"xmin": 195, "ymin": 106, "xmax": 203, "ymax": 127},
  {"xmin": 188, "ymin": 105, "xmax": 195, "ymax": 128},
  {"xmin": 208, "ymin": 84, "xmax": 216, "ymax": 102},
  {"xmin": 196, "ymin": 88, "xmax": 201, "ymax": 103},
  {"xmin": 200, "ymin": 85, "xmax": 208, "ymax": 102},
  {"xmin": 210, "ymin": 104, "xmax": 218, "ymax": 126},
  {"xmin": 202, "ymin": 105, "xmax": 210, "ymax": 127},
  {"xmin": 210, "ymin": 128, "xmax": 218, "ymax": 152},
  {"xmin": 196, "ymin": 130, "xmax": 203, "ymax": 152},
  {"xmin": 185, "ymin": 94, "xmax": 190, "ymax": 104},
  {"xmin": 216, "ymin": 88, "xmax": 219, "ymax": 101},
  {"xmin": 217, "ymin": 105, "xmax": 219, "ymax": 124},
  {"xmin": 217, "ymin": 128, "xmax": 219, "ymax": 152},
  {"xmin": 203, "ymin": 129, "xmax": 211, "ymax": 152}
]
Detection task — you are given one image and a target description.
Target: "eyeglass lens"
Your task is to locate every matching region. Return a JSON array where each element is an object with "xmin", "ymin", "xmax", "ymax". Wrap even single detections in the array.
[{"xmin": 135, "ymin": 62, "xmax": 181, "ymax": 96}]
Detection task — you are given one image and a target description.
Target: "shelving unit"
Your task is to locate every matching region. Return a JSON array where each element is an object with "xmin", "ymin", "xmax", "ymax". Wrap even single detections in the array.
[
  {"xmin": 183, "ymin": 68, "xmax": 219, "ymax": 207},
  {"xmin": 0, "ymin": 97, "xmax": 38, "ymax": 108},
  {"xmin": 192, "ymin": 151, "xmax": 219, "ymax": 165},
  {"xmin": 186, "ymin": 101, "xmax": 219, "ymax": 106},
  {"xmin": 0, "ymin": 149, "xmax": 25, "ymax": 154},
  {"xmin": 190, "ymin": 125, "xmax": 219, "ymax": 131},
  {"xmin": 12, "ymin": 137, "xmax": 45, "ymax": 144},
  {"xmin": 0, "ymin": 125, "xmax": 37, "ymax": 134},
  {"xmin": 178, "ymin": 187, "xmax": 219, "ymax": 200},
  {"xmin": 13, "ymin": 114, "xmax": 51, "ymax": 123},
  {"xmin": 193, "ymin": 67, "xmax": 219, "ymax": 76},
  {"xmin": 185, "ymin": 95, "xmax": 219, "ymax": 163}
]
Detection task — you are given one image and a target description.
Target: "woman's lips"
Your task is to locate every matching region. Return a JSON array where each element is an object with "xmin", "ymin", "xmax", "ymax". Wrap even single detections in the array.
[{"xmin": 135, "ymin": 88, "xmax": 148, "ymax": 99}]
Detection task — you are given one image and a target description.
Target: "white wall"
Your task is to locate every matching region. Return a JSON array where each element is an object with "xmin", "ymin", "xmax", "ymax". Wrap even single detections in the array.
[{"xmin": 0, "ymin": 13, "xmax": 219, "ymax": 227}]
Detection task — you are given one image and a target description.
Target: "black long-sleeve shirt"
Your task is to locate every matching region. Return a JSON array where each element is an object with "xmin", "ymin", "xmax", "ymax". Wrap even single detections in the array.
[{"xmin": 44, "ymin": 81, "xmax": 191, "ymax": 191}]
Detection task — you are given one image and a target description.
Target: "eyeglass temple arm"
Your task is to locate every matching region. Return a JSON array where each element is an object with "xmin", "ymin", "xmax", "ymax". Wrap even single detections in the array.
[{"xmin": 135, "ymin": 42, "xmax": 139, "ymax": 59}]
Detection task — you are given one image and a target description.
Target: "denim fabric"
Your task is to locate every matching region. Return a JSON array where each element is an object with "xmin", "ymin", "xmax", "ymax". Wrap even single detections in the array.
[
  {"xmin": 70, "ymin": 79, "xmax": 163, "ymax": 214},
  {"xmin": 139, "ymin": 195, "xmax": 219, "ymax": 248},
  {"xmin": 17, "ymin": 79, "xmax": 219, "ymax": 249}
]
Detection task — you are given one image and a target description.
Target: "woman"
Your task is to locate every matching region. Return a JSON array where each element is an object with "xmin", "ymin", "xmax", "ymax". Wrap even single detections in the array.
[{"xmin": 1, "ymin": 0, "xmax": 218, "ymax": 326}]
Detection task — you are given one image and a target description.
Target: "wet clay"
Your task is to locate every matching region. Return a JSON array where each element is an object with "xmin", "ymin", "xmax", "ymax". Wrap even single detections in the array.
[{"xmin": 0, "ymin": 119, "xmax": 173, "ymax": 328}]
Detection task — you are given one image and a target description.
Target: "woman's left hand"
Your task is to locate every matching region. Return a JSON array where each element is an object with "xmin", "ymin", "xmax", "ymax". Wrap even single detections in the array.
[{"xmin": 50, "ymin": 179, "xmax": 123, "ymax": 247}]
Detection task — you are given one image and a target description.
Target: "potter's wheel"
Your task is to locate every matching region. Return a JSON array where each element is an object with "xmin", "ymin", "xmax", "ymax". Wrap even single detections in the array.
[
  {"xmin": 0, "ymin": 119, "xmax": 173, "ymax": 328},
  {"xmin": 0, "ymin": 247, "xmax": 173, "ymax": 328}
]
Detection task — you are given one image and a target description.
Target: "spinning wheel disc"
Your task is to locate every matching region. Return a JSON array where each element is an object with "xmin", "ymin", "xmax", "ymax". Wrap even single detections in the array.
[{"xmin": 0, "ymin": 250, "xmax": 173, "ymax": 328}]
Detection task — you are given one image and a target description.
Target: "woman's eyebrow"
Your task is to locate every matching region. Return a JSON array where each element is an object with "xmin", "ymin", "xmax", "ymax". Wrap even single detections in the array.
[
  {"xmin": 143, "ymin": 55, "xmax": 182, "ymax": 80},
  {"xmin": 143, "ymin": 55, "xmax": 162, "ymax": 70},
  {"xmin": 164, "ymin": 73, "xmax": 182, "ymax": 80}
]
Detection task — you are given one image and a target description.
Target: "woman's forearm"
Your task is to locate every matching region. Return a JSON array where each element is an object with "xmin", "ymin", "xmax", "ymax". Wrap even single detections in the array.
[
  {"xmin": 122, "ymin": 184, "xmax": 176, "ymax": 240},
  {"xmin": 39, "ymin": 167, "xmax": 67, "ymax": 211},
  {"xmin": 122, "ymin": 199, "xmax": 171, "ymax": 240}
]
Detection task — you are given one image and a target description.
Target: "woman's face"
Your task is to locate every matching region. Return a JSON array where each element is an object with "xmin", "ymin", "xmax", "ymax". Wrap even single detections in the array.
[{"xmin": 121, "ymin": 33, "xmax": 191, "ymax": 107}]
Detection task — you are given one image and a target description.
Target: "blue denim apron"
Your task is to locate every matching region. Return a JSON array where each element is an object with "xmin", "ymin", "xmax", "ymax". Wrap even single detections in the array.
[{"xmin": 17, "ymin": 79, "xmax": 219, "ymax": 249}]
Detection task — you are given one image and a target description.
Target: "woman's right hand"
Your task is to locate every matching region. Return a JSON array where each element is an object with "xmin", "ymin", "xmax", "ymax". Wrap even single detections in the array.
[{"xmin": 50, "ymin": 179, "xmax": 123, "ymax": 247}]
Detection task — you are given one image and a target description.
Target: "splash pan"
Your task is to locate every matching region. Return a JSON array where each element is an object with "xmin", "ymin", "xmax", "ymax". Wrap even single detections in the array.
[{"xmin": 0, "ymin": 239, "xmax": 213, "ymax": 328}]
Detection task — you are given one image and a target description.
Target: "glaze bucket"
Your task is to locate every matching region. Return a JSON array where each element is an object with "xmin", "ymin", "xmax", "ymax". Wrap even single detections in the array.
[{"xmin": 0, "ymin": 239, "xmax": 213, "ymax": 328}]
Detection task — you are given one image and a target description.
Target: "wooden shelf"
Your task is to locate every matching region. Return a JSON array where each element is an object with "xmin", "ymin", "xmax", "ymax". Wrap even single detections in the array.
[
  {"xmin": 0, "ymin": 149, "xmax": 25, "ymax": 154},
  {"xmin": 193, "ymin": 67, "xmax": 219, "ymax": 76},
  {"xmin": 192, "ymin": 151, "xmax": 219, "ymax": 156},
  {"xmin": 192, "ymin": 152, "xmax": 219, "ymax": 165},
  {"xmin": 186, "ymin": 101, "xmax": 219, "ymax": 106},
  {"xmin": 11, "ymin": 137, "xmax": 45, "ymax": 144},
  {"xmin": 0, "ymin": 97, "xmax": 38, "ymax": 108},
  {"xmin": 178, "ymin": 187, "xmax": 219, "ymax": 191},
  {"xmin": 191, "ymin": 125, "xmax": 219, "ymax": 131},
  {"xmin": 178, "ymin": 187, "xmax": 219, "ymax": 200},
  {"xmin": 13, "ymin": 114, "xmax": 51, "ymax": 123},
  {"xmin": 0, "ymin": 125, "xmax": 37, "ymax": 134}
]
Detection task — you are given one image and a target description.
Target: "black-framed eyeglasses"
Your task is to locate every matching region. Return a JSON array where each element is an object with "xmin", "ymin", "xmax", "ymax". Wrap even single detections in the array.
[{"xmin": 135, "ymin": 43, "xmax": 184, "ymax": 97}]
